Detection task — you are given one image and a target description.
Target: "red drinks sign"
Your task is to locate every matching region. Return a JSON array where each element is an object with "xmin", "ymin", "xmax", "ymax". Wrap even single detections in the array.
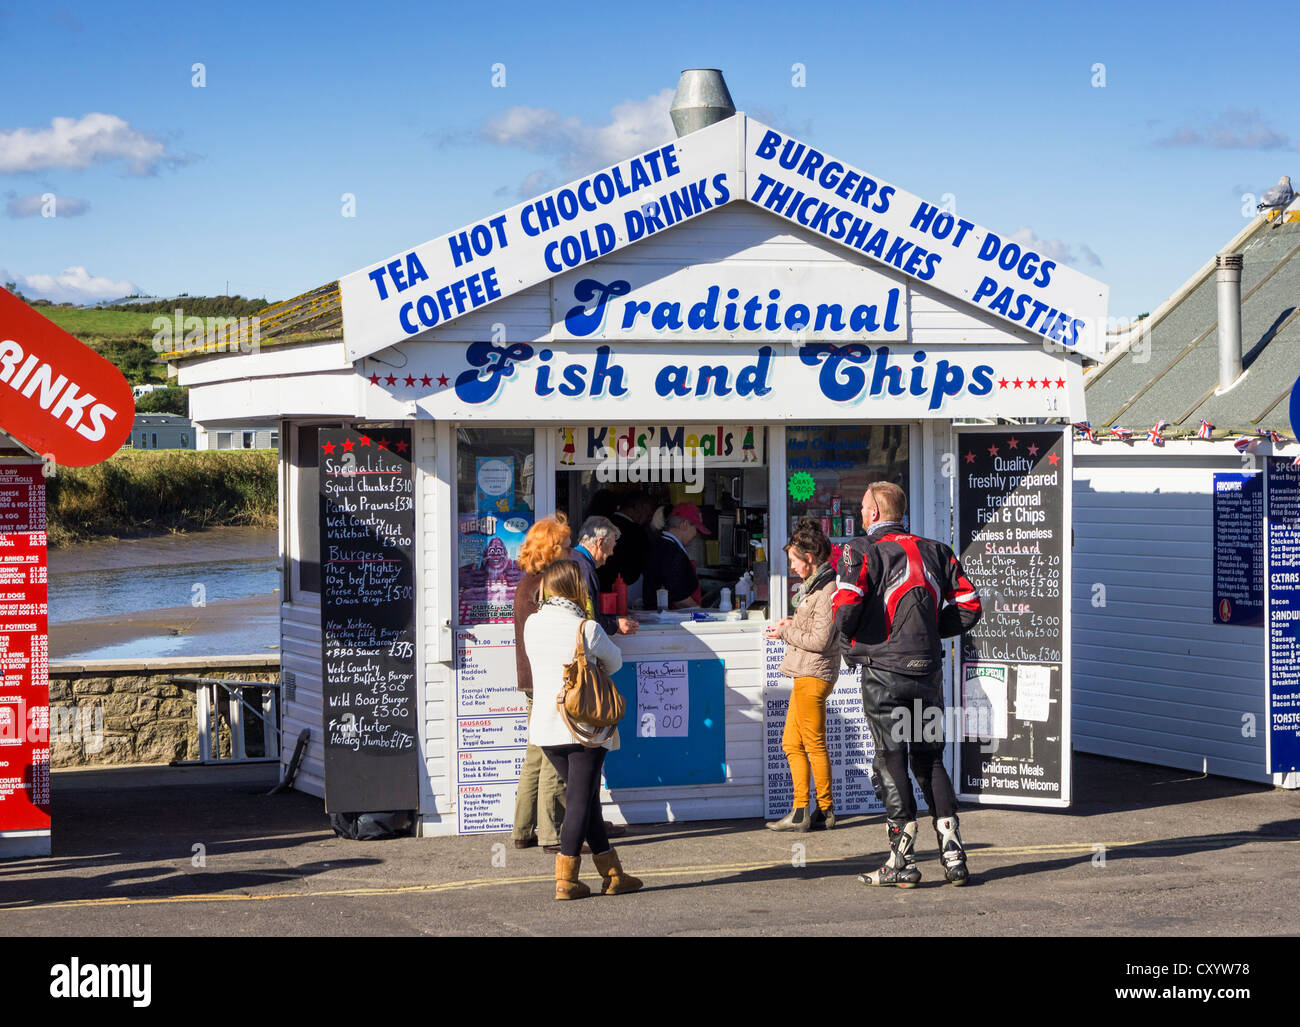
[
  {"xmin": 0, "ymin": 465, "xmax": 50, "ymax": 837},
  {"xmin": 0, "ymin": 287, "xmax": 134, "ymax": 466}
]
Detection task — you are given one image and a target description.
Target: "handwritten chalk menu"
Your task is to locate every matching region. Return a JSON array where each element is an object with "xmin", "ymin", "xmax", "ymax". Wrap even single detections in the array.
[
  {"xmin": 636, "ymin": 661, "xmax": 689, "ymax": 737},
  {"xmin": 454, "ymin": 624, "xmax": 529, "ymax": 834},
  {"xmin": 1214, "ymin": 473, "xmax": 1264, "ymax": 626},
  {"xmin": 762, "ymin": 637, "xmax": 925, "ymax": 818},
  {"xmin": 1265, "ymin": 458, "xmax": 1300, "ymax": 773},
  {"xmin": 956, "ymin": 428, "xmax": 1069, "ymax": 807},
  {"xmin": 319, "ymin": 428, "xmax": 419, "ymax": 813},
  {"xmin": 0, "ymin": 465, "xmax": 50, "ymax": 847}
]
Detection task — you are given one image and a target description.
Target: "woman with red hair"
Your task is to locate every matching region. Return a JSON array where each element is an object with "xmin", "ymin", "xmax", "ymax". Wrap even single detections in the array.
[{"xmin": 510, "ymin": 514, "xmax": 573, "ymax": 850}]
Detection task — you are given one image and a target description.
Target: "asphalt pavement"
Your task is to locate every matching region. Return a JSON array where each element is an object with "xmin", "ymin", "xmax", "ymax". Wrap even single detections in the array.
[{"xmin": 2, "ymin": 753, "xmax": 1297, "ymax": 937}]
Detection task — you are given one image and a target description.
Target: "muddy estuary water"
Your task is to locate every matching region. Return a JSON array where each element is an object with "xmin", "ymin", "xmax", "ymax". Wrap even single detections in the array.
[{"xmin": 48, "ymin": 526, "xmax": 281, "ymax": 661}]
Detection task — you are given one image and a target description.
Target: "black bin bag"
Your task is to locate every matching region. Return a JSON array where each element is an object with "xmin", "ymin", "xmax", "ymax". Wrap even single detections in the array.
[{"xmin": 328, "ymin": 811, "xmax": 414, "ymax": 840}]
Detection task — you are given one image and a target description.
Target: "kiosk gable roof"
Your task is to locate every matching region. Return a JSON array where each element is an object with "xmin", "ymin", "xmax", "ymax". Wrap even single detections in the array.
[{"xmin": 1085, "ymin": 215, "xmax": 1300, "ymax": 435}]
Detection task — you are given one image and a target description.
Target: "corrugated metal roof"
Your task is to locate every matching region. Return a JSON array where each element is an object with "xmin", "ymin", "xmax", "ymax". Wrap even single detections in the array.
[
  {"xmin": 161, "ymin": 281, "xmax": 341, "ymax": 362},
  {"xmin": 1085, "ymin": 210, "xmax": 1300, "ymax": 437}
]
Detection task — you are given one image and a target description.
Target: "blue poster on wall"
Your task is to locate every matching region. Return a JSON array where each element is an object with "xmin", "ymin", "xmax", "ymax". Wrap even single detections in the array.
[
  {"xmin": 1212, "ymin": 472, "xmax": 1264, "ymax": 625},
  {"xmin": 603, "ymin": 658, "xmax": 726, "ymax": 788},
  {"xmin": 1265, "ymin": 457, "xmax": 1300, "ymax": 774}
]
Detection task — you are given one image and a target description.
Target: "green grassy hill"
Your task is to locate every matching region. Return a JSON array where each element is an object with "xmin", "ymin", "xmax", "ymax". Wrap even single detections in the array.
[{"xmin": 35, "ymin": 298, "xmax": 275, "ymax": 385}]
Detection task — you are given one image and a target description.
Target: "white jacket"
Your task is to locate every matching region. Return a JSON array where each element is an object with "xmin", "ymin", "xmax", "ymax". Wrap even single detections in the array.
[{"xmin": 525, "ymin": 602, "xmax": 625, "ymax": 750}]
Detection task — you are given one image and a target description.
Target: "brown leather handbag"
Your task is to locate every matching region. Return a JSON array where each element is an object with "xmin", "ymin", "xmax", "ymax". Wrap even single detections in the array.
[{"xmin": 557, "ymin": 620, "xmax": 625, "ymax": 746}]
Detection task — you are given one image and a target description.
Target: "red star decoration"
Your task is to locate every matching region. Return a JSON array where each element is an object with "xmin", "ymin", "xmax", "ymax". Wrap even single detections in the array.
[
  {"xmin": 1048, "ymin": 451, "xmax": 1060, "ymax": 466},
  {"xmin": 964, "ymin": 451, "xmax": 976, "ymax": 464},
  {"xmin": 1040, "ymin": 378, "xmax": 1052, "ymax": 389},
  {"xmin": 359, "ymin": 434, "xmax": 372, "ymax": 447},
  {"xmin": 420, "ymin": 374, "xmax": 432, "ymax": 387},
  {"xmin": 368, "ymin": 373, "xmax": 381, "ymax": 386},
  {"xmin": 998, "ymin": 378, "xmax": 1009, "ymax": 389},
  {"xmin": 1013, "ymin": 378, "xmax": 1024, "ymax": 389},
  {"xmin": 1027, "ymin": 378, "xmax": 1038, "ymax": 389},
  {"xmin": 987, "ymin": 444, "xmax": 1000, "ymax": 457},
  {"xmin": 403, "ymin": 375, "xmax": 416, "ymax": 387},
  {"xmin": 321, "ymin": 441, "xmax": 336, "ymax": 454},
  {"xmin": 376, "ymin": 438, "xmax": 390, "ymax": 450},
  {"xmin": 342, "ymin": 438, "xmax": 355, "ymax": 452},
  {"xmin": 395, "ymin": 438, "xmax": 409, "ymax": 454},
  {"xmin": 1007, "ymin": 436, "xmax": 1019, "ymax": 449},
  {"xmin": 1055, "ymin": 378, "xmax": 1066, "ymax": 389},
  {"xmin": 437, "ymin": 374, "xmax": 450, "ymax": 387},
  {"xmin": 1026, "ymin": 443, "xmax": 1039, "ymax": 457},
  {"xmin": 384, "ymin": 374, "xmax": 397, "ymax": 386}
]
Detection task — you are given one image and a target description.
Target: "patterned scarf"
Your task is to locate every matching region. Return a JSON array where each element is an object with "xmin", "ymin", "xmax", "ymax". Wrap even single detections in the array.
[
  {"xmin": 541, "ymin": 595, "xmax": 586, "ymax": 618},
  {"xmin": 791, "ymin": 562, "xmax": 835, "ymax": 610}
]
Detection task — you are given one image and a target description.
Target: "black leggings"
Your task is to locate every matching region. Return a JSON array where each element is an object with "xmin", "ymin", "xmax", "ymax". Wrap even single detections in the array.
[{"xmin": 543, "ymin": 744, "xmax": 610, "ymax": 858}]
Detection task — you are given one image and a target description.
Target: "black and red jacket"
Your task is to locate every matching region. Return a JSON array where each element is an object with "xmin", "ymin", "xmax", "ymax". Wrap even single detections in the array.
[{"xmin": 831, "ymin": 521, "xmax": 982, "ymax": 676}]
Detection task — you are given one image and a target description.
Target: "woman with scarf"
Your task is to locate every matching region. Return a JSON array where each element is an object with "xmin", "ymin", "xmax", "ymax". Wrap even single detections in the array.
[
  {"xmin": 764, "ymin": 518, "xmax": 840, "ymax": 832},
  {"xmin": 525, "ymin": 558, "xmax": 643, "ymax": 900}
]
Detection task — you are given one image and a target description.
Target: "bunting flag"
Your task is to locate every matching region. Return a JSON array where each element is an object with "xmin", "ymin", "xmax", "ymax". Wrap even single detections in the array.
[
  {"xmin": 1147, "ymin": 419, "xmax": 1168, "ymax": 445},
  {"xmin": 1072, "ymin": 421, "xmax": 1096, "ymax": 442},
  {"xmin": 1266, "ymin": 430, "xmax": 1287, "ymax": 446},
  {"xmin": 1197, "ymin": 419, "xmax": 1215, "ymax": 440},
  {"xmin": 1109, "ymin": 425, "xmax": 1133, "ymax": 441},
  {"xmin": 1233, "ymin": 435, "xmax": 1260, "ymax": 453},
  {"xmin": 1293, "ymin": 454, "xmax": 1300, "ymax": 468}
]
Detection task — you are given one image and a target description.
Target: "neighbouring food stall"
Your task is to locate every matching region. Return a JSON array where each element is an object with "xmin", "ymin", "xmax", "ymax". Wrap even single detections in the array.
[{"xmin": 168, "ymin": 78, "xmax": 1106, "ymax": 835}]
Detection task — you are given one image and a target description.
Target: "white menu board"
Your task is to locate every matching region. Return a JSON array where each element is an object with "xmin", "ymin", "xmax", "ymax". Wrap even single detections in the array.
[
  {"xmin": 763, "ymin": 636, "xmax": 926, "ymax": 818},
  {"xmin": 454, "ymin": 624, "xmax": 529, "ymax": 834}
]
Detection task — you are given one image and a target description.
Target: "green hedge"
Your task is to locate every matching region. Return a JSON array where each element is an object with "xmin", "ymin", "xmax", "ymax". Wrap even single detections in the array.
[{"xmin": 46, "ymin": 449, "xmax": 278, "ymax": 547}]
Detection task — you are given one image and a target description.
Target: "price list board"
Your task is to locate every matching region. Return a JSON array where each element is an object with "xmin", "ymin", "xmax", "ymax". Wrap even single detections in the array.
[
  {"xmin": 0, "ymin": 464, "xmax": 50, "ymax": 846},
  {"xmin": 762, "ymin": 637, "xmax": 925, "ymax": 818},
  {"xmin": 453, "ymin": 624, "xmax": 528, "ymax": 834},
  {"xmin": 319, "ymin": 428, "xmax": 420, "ymax": 813},
  {"xmin": 955, "ymin": 428, "xmax": 1070, "ymax": 807},
  {"xmin": 1265, "ymin": 458, "xmax": 1300, "ymax": 774},
  {"xmin": 1213, "ymin": 473, "xmax": 1264, "ymax": 626}
]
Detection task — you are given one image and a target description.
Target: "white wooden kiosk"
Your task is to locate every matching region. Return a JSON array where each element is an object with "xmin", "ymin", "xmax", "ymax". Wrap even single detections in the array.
[{"xmin": 170, "ymin": 88, "xmax": 1107, "ymax": 835}]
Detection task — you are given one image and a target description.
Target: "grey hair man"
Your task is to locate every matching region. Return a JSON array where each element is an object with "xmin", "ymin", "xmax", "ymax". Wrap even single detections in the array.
[{"xmin": 571, "ymin": 515, "xmax": 639, "ymax": 635}]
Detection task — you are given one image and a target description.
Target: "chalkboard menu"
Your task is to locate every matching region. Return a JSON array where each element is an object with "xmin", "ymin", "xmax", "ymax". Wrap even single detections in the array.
[
  {"xmin": 956, "ymin": 428, "xmax": 1069, "ymax": 807},
  {"xmin": 1213, "ymin": 473, "xmax": 1264, "ymax": 625},
  {"xmin": 319, "ymin": 427, "xmax": 419, "ymax": 812},
  {"xmin": 0, "ymin": 464, "xmax": 50, "ymax": 849},
  {"xmin": 1265, "ymin": 457, "xmax": 1300, "ymax": 774}
]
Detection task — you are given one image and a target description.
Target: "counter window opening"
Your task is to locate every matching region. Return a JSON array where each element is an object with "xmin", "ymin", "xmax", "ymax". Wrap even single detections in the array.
[{"xmin": 553, "ymin": 424, "xmax": 770, "ymax": 615}]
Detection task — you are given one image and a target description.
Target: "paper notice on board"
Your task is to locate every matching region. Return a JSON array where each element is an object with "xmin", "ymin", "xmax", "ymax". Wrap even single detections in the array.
[
  {"xmin": 1014, "ymin": 665, "xmax": 1051, "ymax": 722},
  {"xmin": 636, "ymin": 661, "xmax": 688, "ymax": 737},
  {"xmin": 962, "ymin": 663, "xmax": 1008, "ymax": 740}
]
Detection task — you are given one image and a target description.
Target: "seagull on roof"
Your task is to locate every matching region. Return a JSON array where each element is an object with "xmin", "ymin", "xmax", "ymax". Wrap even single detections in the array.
[{"xmin": 1257, "ymin": 175, "xmax": 1295, "ymax": 227}]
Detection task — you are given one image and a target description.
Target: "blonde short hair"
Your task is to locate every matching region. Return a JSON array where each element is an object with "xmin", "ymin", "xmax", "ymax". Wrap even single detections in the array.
[{"xmin": 867, "ymin": 481, "xmax": 907, "ymax": 521}]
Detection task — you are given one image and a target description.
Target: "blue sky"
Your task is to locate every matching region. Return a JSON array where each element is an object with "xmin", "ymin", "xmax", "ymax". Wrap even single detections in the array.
[{"xmin": 1, "ymin": 0, "xmax": 1296, "ymax": 318}]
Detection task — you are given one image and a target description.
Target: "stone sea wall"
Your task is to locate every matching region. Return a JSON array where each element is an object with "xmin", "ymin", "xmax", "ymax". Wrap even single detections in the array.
[{"xmin": 48, "ymin": 656, "xmax": 281, "ymax": 767}]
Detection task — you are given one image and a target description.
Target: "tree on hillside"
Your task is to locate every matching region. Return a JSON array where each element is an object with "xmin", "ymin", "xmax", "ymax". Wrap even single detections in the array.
[{"xmin": 135, "ymin": 387, "xmax": 189, "ymax": 416}]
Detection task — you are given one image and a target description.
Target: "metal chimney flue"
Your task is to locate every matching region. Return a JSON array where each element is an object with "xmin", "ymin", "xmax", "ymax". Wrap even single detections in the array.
[
  {"xmin": 1216, "ymin": 253, "xmax": 1244, "ymax": 390},
  {"xmin": 669, "ymin": 69, "xmax": 735, "ymax": 137}
]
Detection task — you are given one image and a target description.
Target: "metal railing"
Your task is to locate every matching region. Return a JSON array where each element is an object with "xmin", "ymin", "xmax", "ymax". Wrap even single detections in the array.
[{"xmin": 168, "ymin": 676, "xmax": 281, "ymax": 765}]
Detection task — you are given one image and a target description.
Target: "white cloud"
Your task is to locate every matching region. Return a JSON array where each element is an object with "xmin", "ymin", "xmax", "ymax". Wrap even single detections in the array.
[
  {"xmin": 1009, "ymin": 226, "xmax": 1103, "ymax": 269},
  {"xmin": 6, "ymin": 191, "xmax": 89, "ymax": 217},
  {"xmin": 479, "ymin": 88, "xmax": 676, "ymax": 196},
  {"xmin": 1155, "ymin": 108, "xmax": 1290, "ymax": 150},
  {"xmin": 0, "ymin": 113, "xmax": 182, "ymax": 174},
  {"xmin": 2, "ymin": 265, "xmax": 140, "ymax": 304}
]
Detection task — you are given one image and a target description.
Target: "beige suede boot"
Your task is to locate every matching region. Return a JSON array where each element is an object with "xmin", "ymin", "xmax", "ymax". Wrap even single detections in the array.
[
  {"xmin": 554, "ymin": 853, "xmax": 591, "ymax": 900},
  {"xmin": 591, "ymin": 848, "xmax": 644, "ymax": 895}
]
